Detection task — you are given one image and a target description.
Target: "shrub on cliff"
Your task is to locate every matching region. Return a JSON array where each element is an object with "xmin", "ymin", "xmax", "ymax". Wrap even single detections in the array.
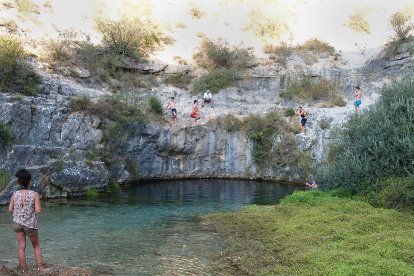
[
  {"xmin": 0, "ymin": 123, "xmax": 13, "ymax": 146},
  {"xmin": 389, "ymin": 11, "xmax": 414, "ymax": 42},
  {"xmin": 0, "ymin": 35, "xmax": 40, "ymax": 95},
  {"xmin": 280, "ymin": 74, "xmax": 346, "ymax": 106},
  {"xmin": 318, "ymin": 75, "xmax": 414, "ymax": 195},
  {"xmin": 148, "ymin": 96, "xmax": 163, "ymax": 114},
  {"xmin": 193, "ymin": 38, "xmax": 255, "ymax": 70},
  {"xmin": 192, "ymin": 68, "xmax": 237, "ymax": 93},
  {"xmin": 96, "ymin": 16, "xmax": 173, "ymax": 59}
]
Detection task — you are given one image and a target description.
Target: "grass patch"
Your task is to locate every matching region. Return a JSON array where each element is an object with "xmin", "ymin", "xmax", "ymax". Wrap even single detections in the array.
[
  {"xmin": 148, "ymin": 96, "xmax": 163, "ymax": 114},
  {"xmin": 164, "ymin": 74, "xmax": 193, "ymax": 89},
  {"xmin": 204, "ymin": 191, "xmax": 414, "ymax": 275},
  {"xmin": 0, "ymin": 123, "xmax": 13, "ymax": 146},
  {"xmin": 319, "ymin": 120, "xmax": 330, "ymax": 130},
  {"xmin": 0, "ymin": 170, "xmax": 10, "ymax": 190},
  {"xmin": 280, "ymin": 74, "xmax": 345, "ymax": 106},
  {"xmin": 192, "ymin": 68, "xmax": 237, "ymax": 93},
  {"xmin": 84, "ymin": 188, "xmax": 99, "ymax": 200}
]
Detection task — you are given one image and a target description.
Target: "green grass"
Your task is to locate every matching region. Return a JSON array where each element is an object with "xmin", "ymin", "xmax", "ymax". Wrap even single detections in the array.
[
  {"xmin": 203, "ymin": 191, "xmax": 414, "ymax": 275},
  {"xmin": 0, "ymin": 170, "xmax": 10, "ymax": 190},
  {"xmin": 84, "ymin": 188, "xmax": 99, "ymax": 200}
]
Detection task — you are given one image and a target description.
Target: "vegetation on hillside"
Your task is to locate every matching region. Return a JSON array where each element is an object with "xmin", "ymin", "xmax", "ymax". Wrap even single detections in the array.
[
  {"xmin": 280, "ymin": 74, "xmax": 346, "ymax": 107},
  {"xmin": 389, "ymin": 11, "xmax": 414, "ymax": 42},
  {"xmin": 192, "ymin": 38, "xmax": 256, "ymax": 93},
  {"xmin": 210, "ymin": 111, "xmax": 311, "ymax": 179},
  {"xmin": 40, "ymin": 16, "xmax": 172, "ymax": 89},
  {"xmin": 0, "ymin": 122, "xmax": 13, "ymax": 146},
  {"xmin": 318, "ymin": 76, "xmax": 414, "ymax": 208},
  {"xmin": 264, "ymin": 38, "xmax": 337, "ymax": 65},
  {"xmin": 70, "ymin": 94, "xmax": 145, "ymax": 148},
  {"xmin": 204, "ymin": 190, "xmax": 414, "ymax": 275},
  {"xmin": 0, "ymin": 35, "xmax": 41, "ymax": 95}
]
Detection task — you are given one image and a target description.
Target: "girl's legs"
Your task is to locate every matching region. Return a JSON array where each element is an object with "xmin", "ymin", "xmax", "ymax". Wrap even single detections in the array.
[
  {"xmin": 28, "ymin": 234, "xmax": 42, "ymax": 268},
  {"xmin": 15, "ymin": 232, "xmax": 27, "ymax": 270}
]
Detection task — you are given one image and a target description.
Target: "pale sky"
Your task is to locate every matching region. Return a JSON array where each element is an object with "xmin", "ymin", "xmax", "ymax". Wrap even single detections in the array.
[{"xmin": 1, "ymin": 0, "xmax": 413, "ymax": 62}]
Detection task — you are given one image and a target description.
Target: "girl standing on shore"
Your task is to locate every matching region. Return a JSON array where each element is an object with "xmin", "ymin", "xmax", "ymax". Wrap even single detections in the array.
[{"xmin": 8, "ymin": 169, "xmax": 43, "ymax": 272}]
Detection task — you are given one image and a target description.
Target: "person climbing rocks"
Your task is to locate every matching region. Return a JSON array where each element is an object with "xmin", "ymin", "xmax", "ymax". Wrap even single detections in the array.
[
  {"xmin": 296, "ymin": 106, "xmax": 307, "ymax": 134},
  {"xmin": 354, "ymin": 86, "xmax": 362, "ymax": 113},
  {"xmin": 166, "ymin": 97, "xmax": 177, "ymax": 124},
  {"xmin": 190, "ymin": 99, "xmax": 200, "ymax": 125}
]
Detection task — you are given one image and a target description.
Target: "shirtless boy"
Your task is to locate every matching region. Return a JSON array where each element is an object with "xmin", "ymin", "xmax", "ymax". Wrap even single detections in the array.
[
  {"xmin": 166, "ymin": 97, "xmax": 177, "ymax": 124},
  {"xmin": 354, "ymin": 86, "xmax": 362, "ymax": 112}
]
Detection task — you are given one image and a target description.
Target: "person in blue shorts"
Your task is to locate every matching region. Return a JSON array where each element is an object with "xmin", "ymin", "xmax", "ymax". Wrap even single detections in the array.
[
  {"xmin": 354, "ymin": 86, "xmax": 362, "ymax": 112},
  {"xmin": 166, "ymin": 97, "xmax": 177, "ymax": 124}
]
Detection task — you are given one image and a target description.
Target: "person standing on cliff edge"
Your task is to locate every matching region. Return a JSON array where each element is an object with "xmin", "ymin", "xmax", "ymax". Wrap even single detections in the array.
[
  {"xmin": 8, "ymin": 169, "xmax": 43, "ymax": 273},
  {"xmin": 296, "ymin": 106, "xmax": 307, "ymax": 134},
  {"xmin": 354, "ymin": 86, "xmax": 362, "ymax": 113}
]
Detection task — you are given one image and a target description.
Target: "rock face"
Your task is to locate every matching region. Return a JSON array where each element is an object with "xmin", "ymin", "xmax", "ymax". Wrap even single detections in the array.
[
  {"xmin": 125, "ymin": 123, "xmax": 256, "ymax": 179},
  {"xmin": 0, "ymin": 47, "xmax": 412, "ymax": 203}
]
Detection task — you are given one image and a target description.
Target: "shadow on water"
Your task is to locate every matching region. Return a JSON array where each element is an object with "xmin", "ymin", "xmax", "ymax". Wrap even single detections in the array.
[{"xmin": 0, "ymin": 179, "xmax": 303, "ymax": 275}]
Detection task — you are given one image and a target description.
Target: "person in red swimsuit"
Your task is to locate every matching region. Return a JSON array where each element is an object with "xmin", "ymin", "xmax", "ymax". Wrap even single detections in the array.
[{"xmin": 190, "ymin": 99, "xmax": 200, "ymax": 125}]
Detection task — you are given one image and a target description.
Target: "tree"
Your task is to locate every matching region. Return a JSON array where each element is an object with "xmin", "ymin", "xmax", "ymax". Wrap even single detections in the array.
[
  {"xmin": 95, "ymin": 16, "xmax": 173, "ymax": 59},
  {"xmin": 390, "ymin": 11, "xmax": 414, "ymax": 41}
]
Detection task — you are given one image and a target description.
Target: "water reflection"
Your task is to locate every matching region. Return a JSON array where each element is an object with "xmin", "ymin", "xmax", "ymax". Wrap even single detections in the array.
[{"xmin": 0, "ymin": 179, "xmax": 302, "ymax": 275}]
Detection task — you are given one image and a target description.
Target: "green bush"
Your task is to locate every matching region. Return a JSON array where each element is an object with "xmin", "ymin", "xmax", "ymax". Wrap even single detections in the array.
[
  {"xmin": 148, "ymin": 96, "xmax": 163, "ymax": 114},
  {"xmin": 104, "ymin": 180, "xmax": 121, "ymax": 195},
  {"xmin": 193, "ymin": 38, "xmax": 255, "ymax": 70},
  {"xmin": 379, "ymin": 177, "xmax": 414, "ymax": 211},
  {"xmin": 297, "ymin": 38, "xmax": 336, "ymax": 56},
  {"xmin": 280, "ymin": 74, "xmax": 344, "ymax": 106},
  {"xmin": 164, "ymin": 74, "xmax": 193, "ymax": 89},
  {"xmin": 95, "ymin": 16, "xmax": 172, "ymax": 58},
  {"xmin": 318, "ymin": 75, "xmax": 414, "ymax": 194},
  {"xmin": 192, "ymin": 68, "xmax": 236, "ymax": 93},
  {"xmin": 0, "ymin": 170, "xmax": 10, "ymax": 190},
  {"xmin": 52, "ymin": 159, "xmax": 65, "ymax": 173},
  {"xmin": 319, "ymin": 120, "xmax": 330, "ymax": 130},
  {"xmin": 284, "ymin": 107, "xmax": 296, "ymax": 117},
  {"xmin": 0, "ymin": 123, "xmax": 13, "ymax": 146},
  {"xmin": 389, "ymin": 11, "xmax": 414, "ymax": 42},
  {"xmin": 84, "ymin": 188, "xmax": 99, "ymax": 200},
  {"xmin": 0, "ymin": 35, "xmax": 24, "ymax": 83},
  {"xmin": 0, "ymin": 35, "xmax": 40, "ymax": 95},
  {"xmin": 70, "ymin": 96, "xmax": 91, "ymax": 111}
]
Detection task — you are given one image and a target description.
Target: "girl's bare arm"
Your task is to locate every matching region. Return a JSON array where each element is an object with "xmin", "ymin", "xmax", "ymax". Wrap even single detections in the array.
[
  {"xmin": 8, "ymin": 194, "xmax": 14, "ymax": 213},
  {"xmin": 34, "ymin": 193, "xmax": 42, "ymax": 214}
]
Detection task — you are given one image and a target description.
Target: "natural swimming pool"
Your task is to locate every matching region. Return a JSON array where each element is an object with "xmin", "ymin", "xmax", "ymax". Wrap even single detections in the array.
[{"xmin": 0, "ymin": 179, "xmax": 302, "ymax": 275}]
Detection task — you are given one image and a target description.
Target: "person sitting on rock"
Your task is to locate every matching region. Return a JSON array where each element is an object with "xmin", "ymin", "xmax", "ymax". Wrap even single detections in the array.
[{"xmin": 203, "ymin": 90, "xmax": 213, "ymax": 107}]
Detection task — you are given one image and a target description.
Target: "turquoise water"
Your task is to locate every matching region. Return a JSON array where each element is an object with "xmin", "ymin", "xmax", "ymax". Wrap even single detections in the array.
[{"xmin": 0, "ymin": 179, "xmax": 302, "ymax": 275}]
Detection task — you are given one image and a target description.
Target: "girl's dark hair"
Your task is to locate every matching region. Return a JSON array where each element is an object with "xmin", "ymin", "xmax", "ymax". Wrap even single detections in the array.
[{"xmin": 15, "ymin": 169, "xmax": 32, "ymax": 188}]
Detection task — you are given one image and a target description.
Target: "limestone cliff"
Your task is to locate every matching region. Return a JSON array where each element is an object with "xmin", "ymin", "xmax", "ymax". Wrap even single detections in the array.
[{"xmin": 0, "ymin": 46, "xmax": 412, "ymax": 203}]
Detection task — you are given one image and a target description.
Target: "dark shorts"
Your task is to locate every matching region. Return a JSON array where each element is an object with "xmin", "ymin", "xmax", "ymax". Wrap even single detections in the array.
[
  {"xmin": 301, "ymin": 118, "xmax": 307, "ymax": 126},
  {"xmin": 204, "ymin": 98, "xmax": 211, "ymax": 103},
  {"xmin": 171, "ymin": 108, "xmax": 177, "ymax": 116},
  {"xmin": 13, "ymin": 223, "xmax": 38, "ymax": 236}
]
